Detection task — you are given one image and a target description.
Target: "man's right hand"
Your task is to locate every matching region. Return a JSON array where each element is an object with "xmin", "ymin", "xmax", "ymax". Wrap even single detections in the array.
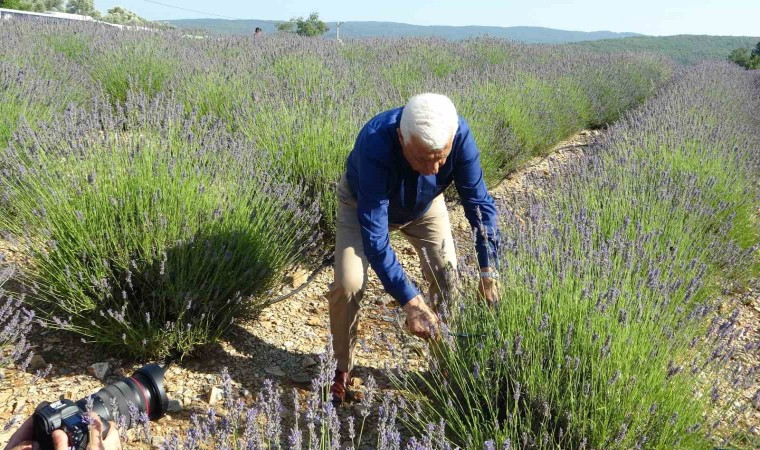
[{"xmin": 403, "ymin": 295, "xmax": 440, "ymax": 340}]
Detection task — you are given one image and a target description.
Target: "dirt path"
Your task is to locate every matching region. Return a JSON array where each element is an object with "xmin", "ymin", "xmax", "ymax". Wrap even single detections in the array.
[{"xmin": 1, "ymin": 129, "xmax": 758, "ymax": 448}]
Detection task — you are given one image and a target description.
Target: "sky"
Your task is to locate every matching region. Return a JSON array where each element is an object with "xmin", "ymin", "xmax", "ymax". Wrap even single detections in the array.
[{"xmin": 93, "ymin": 0, "xmax": 760, "ymax": 36}]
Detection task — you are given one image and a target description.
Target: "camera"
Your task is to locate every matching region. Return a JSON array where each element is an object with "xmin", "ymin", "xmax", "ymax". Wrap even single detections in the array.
[{"xmin": 32, "ymin": 363, "xmax": 168, "ymax": 450}]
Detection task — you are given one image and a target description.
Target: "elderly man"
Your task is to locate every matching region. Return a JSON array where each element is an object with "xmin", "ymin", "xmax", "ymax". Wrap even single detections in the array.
[{"xmin": 327, "ymin": 93, "xmax": 500, "ymax": 403}]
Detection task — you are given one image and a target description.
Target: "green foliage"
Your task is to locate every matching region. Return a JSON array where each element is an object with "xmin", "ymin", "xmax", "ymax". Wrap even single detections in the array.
[
  {"xmin": 9, "ymin": 0, "xmax": 62, "ymax": 11},
  {"xmin": 102, "ymin": 6, "xmax": 148, "ymax": 25},
  {"xmin": 729, "ymin": 47, "xmax": 751, "ymax": 67},
  {"xmin": 276, "ymin": 20, "xmax": 295, "ymax": 33},
  {"xmin": 728, "ymin": 43, "xmax": 760, "ymax": 69},
  {"xmin": 64, "ymin": 0, "xmax": 98, "ymax": 17},
  {"xmin": 0, "ymin": 0, "xmax": 23, "ymax": 10},
  {"xmin": 277, "ymin": 12, "xmax": 329, "ymax": 37},
  {"xmin": 752, "ymin": 56, "xmax": 760, "ymax": 69}
]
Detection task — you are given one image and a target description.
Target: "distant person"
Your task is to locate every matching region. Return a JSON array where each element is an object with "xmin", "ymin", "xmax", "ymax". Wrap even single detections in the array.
[
  {"xmin": 327, "ymin": 93, "xmax": 501, "ymax": 404},
  {"xmin": 254, "ymin": 27, "xmax": 262, "ymax": 37}
]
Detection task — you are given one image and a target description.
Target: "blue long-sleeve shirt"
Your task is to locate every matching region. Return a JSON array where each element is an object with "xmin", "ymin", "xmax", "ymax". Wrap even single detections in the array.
[{"xmin": 345, "ymin": 107, "xmax": 500, "ymax": 306}]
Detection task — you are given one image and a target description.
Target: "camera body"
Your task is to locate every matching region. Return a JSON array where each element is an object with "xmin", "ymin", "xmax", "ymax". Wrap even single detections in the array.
[
  {"xmin": 32, "ymin": 363, "xmax": 167, "ymax": 450},
  {"xmin": 33, "ymin": 399, "xmax": 110, "ymax": 450}
]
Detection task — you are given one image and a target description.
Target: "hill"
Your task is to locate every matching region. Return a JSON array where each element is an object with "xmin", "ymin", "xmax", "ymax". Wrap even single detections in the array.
[
  {"xmin": 572, "ymin": 34, "xmax": 760, "ymax": 65},
  {"xmin": 165, "ymin": 19, "xmax": 641, "ymax": 43}
]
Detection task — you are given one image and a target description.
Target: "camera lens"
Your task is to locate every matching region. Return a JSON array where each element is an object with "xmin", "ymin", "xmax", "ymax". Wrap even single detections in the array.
[{"xmin": 78, "ymin": 363, "xmax": 169, "ymax": 429}]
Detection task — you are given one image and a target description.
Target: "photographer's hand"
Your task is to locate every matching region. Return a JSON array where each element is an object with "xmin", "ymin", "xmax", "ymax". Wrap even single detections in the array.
[
  {"xmin": 3, "ymin": 415, "xmax": 120, "ymax": 450},
  {"xmin": 86, "ymin": 415, "xmax": 122, "ymax": 450},
  {"xmin": 3, "ymin": 415, "xmax": 66, "ymax": 450}
]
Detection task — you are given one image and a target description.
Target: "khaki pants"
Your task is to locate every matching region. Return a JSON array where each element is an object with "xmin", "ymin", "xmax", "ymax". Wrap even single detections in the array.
[{"xmin": 327, "ymin": 175, "xmax": 458, "ymax": 373}]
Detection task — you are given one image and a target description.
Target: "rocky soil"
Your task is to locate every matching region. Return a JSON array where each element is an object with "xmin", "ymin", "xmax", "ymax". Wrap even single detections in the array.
[{"xmin": 1, "ymin": 129, "xmax": 758, "ymax": 449}]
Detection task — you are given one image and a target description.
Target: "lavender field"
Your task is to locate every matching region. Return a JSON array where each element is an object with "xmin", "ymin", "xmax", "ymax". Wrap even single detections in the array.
[{"xmin": 0, "ymin": 19, "xmax": 758, "ymax": 450}]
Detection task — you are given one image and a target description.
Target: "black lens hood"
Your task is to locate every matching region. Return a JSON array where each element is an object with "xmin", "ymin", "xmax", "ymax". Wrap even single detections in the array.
[{"xmin": 133, "ymin": 363, "xmax": 169, "ymax": 419}]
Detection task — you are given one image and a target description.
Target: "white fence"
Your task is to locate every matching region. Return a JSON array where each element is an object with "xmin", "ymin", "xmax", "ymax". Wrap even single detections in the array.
[{"xmin": 0, "ymin": 8, "xmax": 152, "ymax": 30}]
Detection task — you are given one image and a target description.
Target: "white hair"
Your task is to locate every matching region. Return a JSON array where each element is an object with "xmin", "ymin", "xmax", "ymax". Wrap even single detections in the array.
[{"xmin": 400, "ymin": 93, "xmax": 459, "ymax": 152}]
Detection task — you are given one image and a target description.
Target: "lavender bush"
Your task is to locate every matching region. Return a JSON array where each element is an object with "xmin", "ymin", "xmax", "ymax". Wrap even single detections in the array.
[
  {"xmin": 0, "ymin": 62, "xmax": 88, "ymax": 150},
  {"xmin": 0, "ymin": 268, "xmax": 34, "ymax": 375},
  {"xmin": 156, "ymin": 339, "xmax": 388, "ymax": 450},
  {"xmin": 392, "ymin": 62, "xmax": 760, "ymax": 449},
  {"xmin": 0, "ymin": 92, "xmax": 323, "ymax": 358}
]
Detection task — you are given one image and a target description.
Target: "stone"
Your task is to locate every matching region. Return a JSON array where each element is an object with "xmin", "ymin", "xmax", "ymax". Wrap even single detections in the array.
[
  {"xmin": 29, "ymin": 355, "xmax": 47, "ymax": 371},
  {"xmin": 0, "ymin": 390, "xmax": 12, "ymax": 405},
  {"xmin": 112, "ymin": 367, "xmax": 126, "ymax": 378},
  {"xmin": 208, "ymin": 386, "xmax": 224, "ymax": 405},
  {"xmin": 12, "ymin": 397, "xmax": 26, "ymax": 414},
  {"xmin": 375, "ymin": 295, "xmax": 394, "ymax": 306},
  {"xmin": 301, "ymin": 356, "xmax": 318, "ymax": 369},
  {"xmin": 289, "ymin": 269, "xmax": 309, "ymax": 288},
  {"xmin": 241, "ymin": 389, "xmax": 252, "ymax": 399},
  {"xmin": 167, "ymin": 399, "xmax": 182, "ymax": 413},
  {"xmin": 288, "ymin": 372, "xmax": 311, "ymax": 384},
  {"xmin": 151, "ymin": 436, "xmax": 165, "ymax": 448},
  {"xmin": 87, "ymin": 362, "xmax": 110, "ymax": 381},
  {"xmin": 265, "ymin": 366, "xmax": 286, "ymax": 377},
  {"xmin": 306, "ymin": 317, "xmax": 321, "ymax": 327},
  {"xmin": 349, "ymin": 377, "xmax": 363, "ymax": 388}
]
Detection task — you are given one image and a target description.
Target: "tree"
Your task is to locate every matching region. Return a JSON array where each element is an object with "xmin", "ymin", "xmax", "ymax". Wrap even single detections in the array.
[
  {"xmin": 728, "ymin": 47, "xmax": 751, "ymax": 68},
  {"xmin": 0, "ymin": 0, "xmax": 23, "ymax": 10},
  {"xmin": 277, "ymin": 12, "xmax": 329, "ymax": 37},
  {"xmin": 749, "ymin": 55, "xmax": 760, "ymax": 70},
  {"xmin": 65, "ymin": 0, "xmax": 98, "ymax": 17},
  {"xmin": 752, "ymin": 41, "xmax": 760, "ymax": 58},
  {"xmin": 8, "ymin": 0, "xmax": 63, "ymax": 11},
  {"xmin": 276, "ymin": 20, "xmax": 295, "ymax": 33},
  {"xmin": 103, "ymin": 6, "xmax": 146, "ymax": 25}
]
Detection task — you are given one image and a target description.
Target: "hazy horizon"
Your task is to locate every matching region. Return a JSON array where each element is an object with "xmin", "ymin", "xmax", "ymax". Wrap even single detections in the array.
[{"xmin": 92, "ymin": 0, "xmax": 760, "ymax": 37}]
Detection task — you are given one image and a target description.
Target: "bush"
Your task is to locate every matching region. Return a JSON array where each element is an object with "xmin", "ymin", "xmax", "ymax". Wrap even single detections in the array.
[
  {"xmin": 0, "ymin": 93, "xmax": 323, "ymax": 358},
  {"xmin": 393, "ymin": 62, "xmax": 760, "ymax": 449},
  {"xmin": 0, "ymin": 62, "xmax": 88, "ymax": 149},
  {"xmin": 83, "ymin": 35, "xmax": 180, "ymax": 104},
  {"xmin": 0, "ymin": 267, "xmax": 34, "ymax": 372}
]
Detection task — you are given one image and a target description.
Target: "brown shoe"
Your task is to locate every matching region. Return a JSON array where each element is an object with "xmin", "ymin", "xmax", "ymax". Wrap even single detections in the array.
[{"xmin": 330, "ymin": 370, "xmax": 350, "ymax": 404}]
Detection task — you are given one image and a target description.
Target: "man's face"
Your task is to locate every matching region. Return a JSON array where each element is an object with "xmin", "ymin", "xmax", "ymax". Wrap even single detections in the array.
[{"xmin": 397, "ymin": 129, "xmax": 453, "ymax": 176}]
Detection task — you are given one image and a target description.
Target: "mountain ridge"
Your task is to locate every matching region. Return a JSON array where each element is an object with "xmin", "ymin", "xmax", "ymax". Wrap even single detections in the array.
[{"xmin": 165, "ymin": 19, "xmax": 643, "ymax": 43}]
